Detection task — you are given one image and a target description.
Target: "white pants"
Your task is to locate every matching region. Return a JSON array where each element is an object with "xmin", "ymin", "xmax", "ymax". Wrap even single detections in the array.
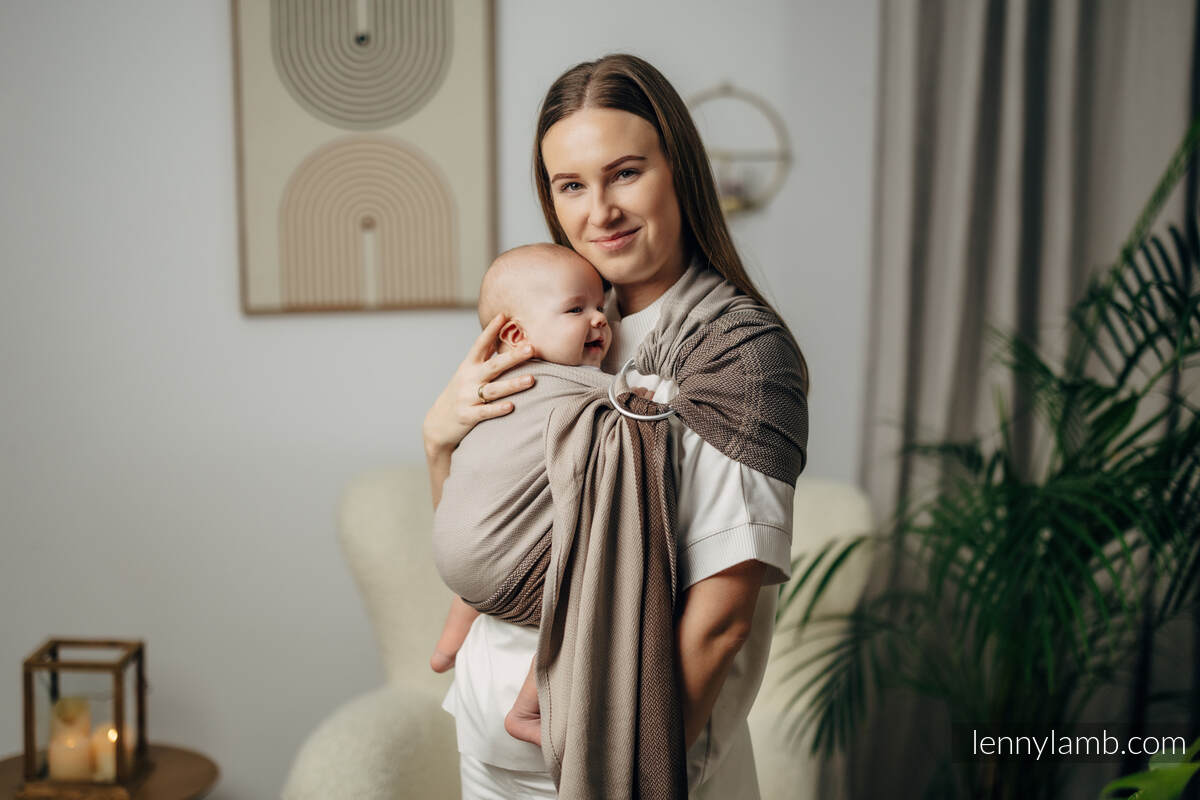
[
  {"xmin": 457, "ymin": 735, "xmax": 762, "ymax": 800},
  {"xmin": 459, "ymin": 754, "xmax": 557, "ymax": 800}
]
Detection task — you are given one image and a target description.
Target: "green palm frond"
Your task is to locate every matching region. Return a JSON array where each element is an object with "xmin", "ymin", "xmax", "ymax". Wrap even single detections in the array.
[
  {"xmin": 776, "ymin": 118, "xmax": 1200, "ymax": 799},
  {"xmin": 1099, "ymin": 738, "xmax": 1200, "ymax": 800}
]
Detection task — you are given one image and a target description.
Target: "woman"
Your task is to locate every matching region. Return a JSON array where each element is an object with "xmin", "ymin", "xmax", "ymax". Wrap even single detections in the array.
[{"xmin": 423, "ymin": 54, "xmax": 810, "ymax": 799}]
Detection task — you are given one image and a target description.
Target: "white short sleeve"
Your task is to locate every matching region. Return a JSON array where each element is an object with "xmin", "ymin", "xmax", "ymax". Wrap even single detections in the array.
[
  {"xmin": 673, "ymin": 421, "xmax": 794, "ymax": 588},
  {"xmin": 623, "ymin": 371, "xmax": 795, "ymax": 589}
]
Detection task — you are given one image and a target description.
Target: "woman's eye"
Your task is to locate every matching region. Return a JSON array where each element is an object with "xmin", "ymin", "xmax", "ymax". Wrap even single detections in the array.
[
  {"xmin": 558, "ymin": 181, "xmax": 582, "ymax": 193},
  {"xmin": 614, "ymin": 168, "xmax": 638, "ymax": 181}
]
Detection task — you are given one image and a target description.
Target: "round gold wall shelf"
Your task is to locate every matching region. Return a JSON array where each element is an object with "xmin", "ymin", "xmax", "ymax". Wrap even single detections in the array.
[{"xmin": 688, "ymin": 82, "xmax": 792, "ymax": 215}]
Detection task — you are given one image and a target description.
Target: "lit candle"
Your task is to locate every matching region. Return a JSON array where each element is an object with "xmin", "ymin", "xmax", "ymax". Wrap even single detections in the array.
[
  {"xmin": 47, "ymin": 732, "xmax": 91, "ymax": 781},
  {"xmin": 90, "ymin": 724, "xmax": 118, "ymax": 782},
  {"xmin": 90, "ymin": 722, "xmax": 135, "ymax": 781},
  {"xmin": 50, "ymin": 697, "xmax": 91, "ymax": 740},
  {"xmin": 48, "ymin": 697, "xmax": 93, "ymax": 781}
]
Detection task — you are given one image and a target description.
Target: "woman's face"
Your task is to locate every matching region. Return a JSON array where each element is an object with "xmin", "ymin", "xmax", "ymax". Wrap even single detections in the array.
[{"xmin": 541, "ymin": 108, "xmax": 687, "ymax": 302}]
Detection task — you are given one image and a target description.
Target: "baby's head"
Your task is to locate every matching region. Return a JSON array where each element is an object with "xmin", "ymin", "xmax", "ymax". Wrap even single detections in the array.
[{"xmin": 478, "ymin": 243, "xmax": 611, "ymax": 368}]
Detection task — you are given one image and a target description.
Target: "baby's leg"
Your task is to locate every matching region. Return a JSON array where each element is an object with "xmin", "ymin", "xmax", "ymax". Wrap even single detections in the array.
[{"xmin": 430, "ymin": 596, "xmax": 481, "ymax": 673}]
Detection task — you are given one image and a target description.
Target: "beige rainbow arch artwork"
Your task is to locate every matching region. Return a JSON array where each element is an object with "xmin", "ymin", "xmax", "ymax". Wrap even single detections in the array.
[{"xmin": 232, "ymin": 0, "xmax": 494, "ymax": 313}]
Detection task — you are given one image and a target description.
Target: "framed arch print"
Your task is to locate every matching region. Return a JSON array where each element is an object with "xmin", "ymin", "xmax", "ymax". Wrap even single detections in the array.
[{"xmin": 232, "ymin": 0, "xmax": 495, "ymax": 313}]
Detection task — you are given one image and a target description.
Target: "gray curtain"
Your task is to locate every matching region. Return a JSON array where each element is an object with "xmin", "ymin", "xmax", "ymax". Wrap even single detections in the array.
[{"xmin": 846, "ymin": 0, "xmax": 1197, "ymax": 797}]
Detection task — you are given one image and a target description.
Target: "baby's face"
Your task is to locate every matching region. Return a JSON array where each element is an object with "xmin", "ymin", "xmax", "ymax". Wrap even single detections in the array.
[{"xmin": 516, "ymin": 256, "xmax": 611, "ymax": 367}]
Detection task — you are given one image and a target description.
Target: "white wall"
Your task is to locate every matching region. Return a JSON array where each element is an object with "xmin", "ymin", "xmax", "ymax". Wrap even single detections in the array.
[
  {"xmin": 0, "ymin": 2, "xmax": 877, "ymax": 797},
  {"xmin": 496, "ymin": 1, "xmax": 878, "ymax": 484}
]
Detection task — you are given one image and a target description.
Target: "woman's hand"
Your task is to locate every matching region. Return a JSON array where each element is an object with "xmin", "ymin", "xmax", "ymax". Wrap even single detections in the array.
[
  {"xmin": 422, "ymin": 313, "xmax": 538, "ymax": 456},
  {"xmin": 504, "ymin": 661, "xmax": 542, "ymax": 747}
]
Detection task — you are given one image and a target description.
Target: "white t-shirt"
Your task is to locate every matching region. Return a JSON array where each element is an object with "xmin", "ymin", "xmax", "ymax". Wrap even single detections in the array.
[{"xmin": 443, "ymin": 288, "xmax": 795, "ymax": 794}]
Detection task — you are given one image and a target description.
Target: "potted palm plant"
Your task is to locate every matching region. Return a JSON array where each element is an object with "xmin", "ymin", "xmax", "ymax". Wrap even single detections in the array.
[
  {"xmin": 777, "ymin": 120, "xmax": 1200, "ymax": 800},
  {"xmin": 1100, "ymin": 738, "xmax": 1199, "ymax": 800}
]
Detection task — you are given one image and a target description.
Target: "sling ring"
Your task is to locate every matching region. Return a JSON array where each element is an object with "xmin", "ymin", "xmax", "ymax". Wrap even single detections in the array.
[{"xmin": 608, "ymin": 359, "xmax": 677, "ymax": 421}]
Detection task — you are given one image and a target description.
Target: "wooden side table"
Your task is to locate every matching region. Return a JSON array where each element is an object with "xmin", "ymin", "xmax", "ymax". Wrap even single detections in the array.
[{"xmin": 0, "ymin": 745, "xmax": 218, "ymax": 800}]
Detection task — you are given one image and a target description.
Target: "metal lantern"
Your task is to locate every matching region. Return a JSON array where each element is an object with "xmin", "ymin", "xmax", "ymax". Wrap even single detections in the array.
[{"xmin": 20, "ymin": 638, "xmax": 151, "ymax": 800}]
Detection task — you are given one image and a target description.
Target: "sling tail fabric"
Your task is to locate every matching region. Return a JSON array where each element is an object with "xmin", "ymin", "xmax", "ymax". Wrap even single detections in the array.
[{"xmin": 432, "ymin": 265, "xmax": 808, "ymax": 799}]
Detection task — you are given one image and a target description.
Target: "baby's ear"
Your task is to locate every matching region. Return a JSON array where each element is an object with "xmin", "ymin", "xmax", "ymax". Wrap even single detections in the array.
[{"xmin": 498, "ymin": 319, "xmax": 525, "ymax": 349}]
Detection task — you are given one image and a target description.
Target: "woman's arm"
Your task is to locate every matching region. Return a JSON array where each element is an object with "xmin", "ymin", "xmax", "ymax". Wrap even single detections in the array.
[
  {"xmin": 676, "ymin": 559, "xmax": 766, "ymax": 749},
  {"xmin": 423, "ymin": 313, "xmax": 537, "ymax": 508}
]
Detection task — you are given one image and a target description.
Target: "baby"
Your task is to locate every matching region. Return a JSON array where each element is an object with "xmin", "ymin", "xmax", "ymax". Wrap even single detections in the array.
[
  {"xmin": 474, "ymin": 242, "xmax": 612, "ymax": 371},
  {"xmin": 430, "ymin": 242, "xmax": 612, "ymax": 742}
]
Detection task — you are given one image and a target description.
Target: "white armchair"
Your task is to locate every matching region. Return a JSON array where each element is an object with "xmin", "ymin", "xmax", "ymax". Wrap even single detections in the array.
[
  {"xmin": 281, "ymin": 467, "xmax": 460, "ymax": 800},
  {"xmin": 282, "ymin": 468, "xmax": 873, "ymax": 800}
]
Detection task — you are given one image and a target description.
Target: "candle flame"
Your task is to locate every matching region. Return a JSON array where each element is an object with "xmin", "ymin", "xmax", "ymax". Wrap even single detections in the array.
[{"xmin": 108, "ymin": 728, "xmax": 119, "ymax": 743}]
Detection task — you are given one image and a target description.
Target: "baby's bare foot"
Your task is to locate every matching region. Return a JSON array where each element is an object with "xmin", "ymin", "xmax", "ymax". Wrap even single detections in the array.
[{"xmin": 430, "ymin": 650, "xmax": 456, "ymax": 673}]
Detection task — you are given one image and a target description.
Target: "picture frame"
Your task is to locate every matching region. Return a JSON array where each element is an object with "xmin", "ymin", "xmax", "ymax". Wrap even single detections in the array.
[{"xmin": 231, "ymin": 0, "xmax": 496, "ymax": 314}]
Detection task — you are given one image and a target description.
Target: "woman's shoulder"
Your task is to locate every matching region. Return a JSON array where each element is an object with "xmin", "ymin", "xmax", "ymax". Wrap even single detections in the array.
[{"xmin": 673, "ymin": 300, "xmax": 802, "ymax": 384}]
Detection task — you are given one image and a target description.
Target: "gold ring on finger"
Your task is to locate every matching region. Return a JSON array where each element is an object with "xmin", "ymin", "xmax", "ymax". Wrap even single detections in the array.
[{"xmin": 477, "ymin": 382, "xmax": 487, "ymax": 403}]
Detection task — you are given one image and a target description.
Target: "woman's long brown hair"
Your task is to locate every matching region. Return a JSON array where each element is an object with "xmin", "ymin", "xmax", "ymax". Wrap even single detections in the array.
[{"xmin": 533, "ymin": 53, "xmax": 810, "ymax": 395}]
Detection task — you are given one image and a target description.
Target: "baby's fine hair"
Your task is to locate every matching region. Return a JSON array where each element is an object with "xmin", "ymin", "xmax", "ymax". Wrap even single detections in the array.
[{"xmin": 477, "ymin": 242, "xmax": 582, "ymax": 328}]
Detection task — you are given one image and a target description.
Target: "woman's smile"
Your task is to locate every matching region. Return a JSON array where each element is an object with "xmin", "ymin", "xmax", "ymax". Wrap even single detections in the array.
[{"xmin": 591, "ymin": 227, "xmax": 641, "ymax": 251}]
